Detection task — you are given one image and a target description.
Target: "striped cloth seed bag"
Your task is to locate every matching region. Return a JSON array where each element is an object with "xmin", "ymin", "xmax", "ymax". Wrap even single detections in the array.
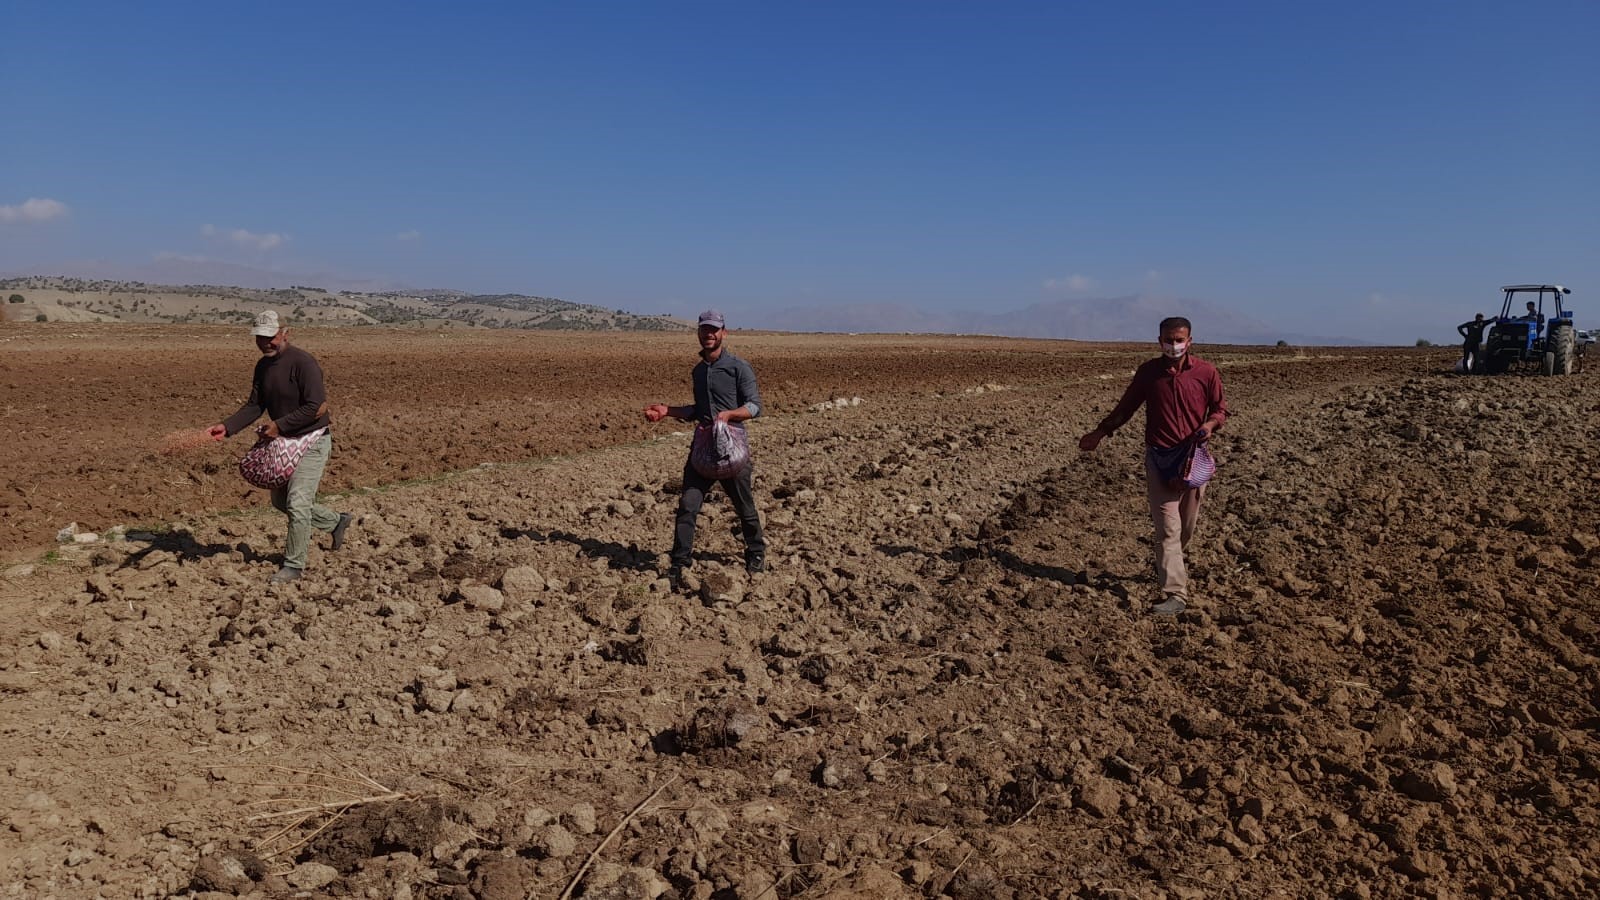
[{"xmin": 238, "ymin": 428, "xmax": 326, "ymax": 489}]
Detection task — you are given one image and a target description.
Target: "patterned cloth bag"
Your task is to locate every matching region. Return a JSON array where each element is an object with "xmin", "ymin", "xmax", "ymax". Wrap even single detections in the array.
[
  {"xmin": 238, "ymin": 427, "xmax": 327, "ymax": 489},
  {"xmin": 1149, "ymin": 433, "xmax": 1216, "ymax": 490},
  {"xmin": 1184, "ymin": 441, "xmax": 1216, "ymax": 489},
  {"xmin": 690, "ymin": 420, "xmax": 750, "ymax": 480}
]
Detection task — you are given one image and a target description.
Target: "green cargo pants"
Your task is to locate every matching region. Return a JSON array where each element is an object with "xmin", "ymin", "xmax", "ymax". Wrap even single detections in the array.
[{"xmin": 270, "ymin": 433, "xmax": 341, "ymax": 570}]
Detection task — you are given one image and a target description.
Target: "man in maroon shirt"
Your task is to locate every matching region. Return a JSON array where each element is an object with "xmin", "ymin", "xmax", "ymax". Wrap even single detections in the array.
[
  {"xmin": 204, "ymin": 310, "xmax": 351, "ymax": 583},
  {"xmin": 1079, "ymin": 316, "xmax": 1229, "ymax": 615}
]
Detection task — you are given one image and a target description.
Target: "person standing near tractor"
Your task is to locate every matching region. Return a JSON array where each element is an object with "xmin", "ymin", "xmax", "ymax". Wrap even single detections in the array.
[
  {"xmin": 1457, "ymin": 313, "xmax": 1491, "ymax": 372},
  {"xmin": 204, "ymin": 311, "xmax": 351, "ymax": 583},
  {"xmin": 1078, "ymin": 316, "xmax": 1229, "ymax": 616},
  {"xmin": 643, "ymin": 310, "xmax": 767, "ymax": 584}
]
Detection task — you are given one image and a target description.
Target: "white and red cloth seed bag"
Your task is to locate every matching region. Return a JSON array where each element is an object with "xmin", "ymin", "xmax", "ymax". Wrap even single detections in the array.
[
  {"xmin": 690, "ymin": 420, "xmax": 750, "ymax": 480},
  {"xmin": 1149, "ymin": 433, "xmax": 1216, "ymax": 491},
  {"xmin": 238, "ymin": 427, "xmax": 327, "ymax": 489},
  {"xmin": 1184, "ymin": 441, "xmax": 1216, "ymax": 489}
]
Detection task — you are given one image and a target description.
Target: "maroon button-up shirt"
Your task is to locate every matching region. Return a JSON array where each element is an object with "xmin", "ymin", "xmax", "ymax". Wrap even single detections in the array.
[{"xmin": 1096, "ymin": 353, "xmax": 1229, "ymax": 449}]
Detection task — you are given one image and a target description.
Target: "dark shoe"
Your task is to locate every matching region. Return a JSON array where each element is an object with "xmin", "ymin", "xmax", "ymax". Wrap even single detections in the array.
[
  {"xmin": 330, "ymin": 513, "xmax": 352, "ymax": 551},
  {"xmin": 269, "ymin": 566, "xmax": 303, "ymax": 584},
  {"xmin": 745, "ymin": 557, "xmax": 766, "ymax": 575},
  {"xmin": 1152, "ymin": 595, "xmax": 1186, "ymax": 616}
]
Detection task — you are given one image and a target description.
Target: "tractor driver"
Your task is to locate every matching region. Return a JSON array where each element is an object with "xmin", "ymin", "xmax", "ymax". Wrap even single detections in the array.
[{"xmin": 1521, "ymin": 301, "xmax": 1545, "ymax": 332}]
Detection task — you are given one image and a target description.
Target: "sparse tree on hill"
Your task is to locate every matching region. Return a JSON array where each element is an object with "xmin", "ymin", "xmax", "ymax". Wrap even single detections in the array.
[{"xmin": 1416, "ymin": 338, "xmax": 1433, "ymax": 348}]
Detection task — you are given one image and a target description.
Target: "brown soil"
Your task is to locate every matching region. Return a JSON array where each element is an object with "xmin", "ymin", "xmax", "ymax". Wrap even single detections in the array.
[
  {"xmin": 2, "ymin": 324, "xmax": 1597, "ymax": 899},
  {"xmin": 5, "ymin": 324, "xmax": 1146, "ymax": 555}
]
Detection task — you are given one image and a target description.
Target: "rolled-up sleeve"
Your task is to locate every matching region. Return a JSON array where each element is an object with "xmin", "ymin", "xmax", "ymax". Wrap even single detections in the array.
[{"xmin": 738, "ymin": 359, "xmax": 762, "ymax": 418}]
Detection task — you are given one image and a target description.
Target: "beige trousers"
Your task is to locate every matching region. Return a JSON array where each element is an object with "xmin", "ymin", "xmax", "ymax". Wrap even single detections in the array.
[{"xmin": 1145, "ymin": 451, "xmax": 1207, "ymax": 599}]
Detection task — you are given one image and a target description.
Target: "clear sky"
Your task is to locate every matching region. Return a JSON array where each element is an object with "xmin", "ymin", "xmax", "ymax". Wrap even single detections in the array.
[{"xmin": 3, "ymin": 1, "xmax": 1596, "ymax": 341}]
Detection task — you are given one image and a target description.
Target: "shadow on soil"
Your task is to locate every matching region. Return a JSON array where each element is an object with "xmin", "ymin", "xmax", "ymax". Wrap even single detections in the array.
[
  {"xmin": 875, "ymin": 542, "xmax": 1135, "ymax": 596},
  {"xmin": 499, "ymin": 526, "xmax": 658, "ymax": 572},
  {"xmin": 116, "ymin": 532, "xmax": 274, "ymax": 570}
]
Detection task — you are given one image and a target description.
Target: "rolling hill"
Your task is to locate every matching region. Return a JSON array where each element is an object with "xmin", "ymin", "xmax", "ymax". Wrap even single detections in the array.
[{"xmin": 0, "ymin": 277, "xmax": 685, "ymax": 331}]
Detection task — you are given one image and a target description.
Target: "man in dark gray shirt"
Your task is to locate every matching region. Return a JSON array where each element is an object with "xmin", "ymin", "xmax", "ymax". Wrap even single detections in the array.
[
  {"xmin": 644, "ymin": 309, "xmax": 767, "ymax": 582},
  {"xmin": 205, "ymin": 310, "xmax": 351, "ymax": 583}
]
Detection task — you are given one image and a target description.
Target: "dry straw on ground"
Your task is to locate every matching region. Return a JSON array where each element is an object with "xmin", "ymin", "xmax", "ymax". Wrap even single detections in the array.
[{"xmin": 224, "ymin": 765, "xmax": 412, "ymax": 860}]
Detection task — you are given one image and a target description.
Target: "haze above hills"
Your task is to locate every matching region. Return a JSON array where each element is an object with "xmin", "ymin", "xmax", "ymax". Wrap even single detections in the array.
[
  {"xmin": 2, "ymin": 260, "xmax": 1365, "ymax": 344},
  {"xmin": 758, "ymin": 296, "xmax": 1364, "ymax": 346}
]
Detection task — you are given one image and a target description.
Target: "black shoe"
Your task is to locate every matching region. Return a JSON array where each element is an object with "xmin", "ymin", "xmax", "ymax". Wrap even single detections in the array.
[
  {"xmin": 745, "ymin": 557, "xmax": 766, "ymax": 575},
  {"xmin": 330, "ymin": 513, "xmax": 352, "ymax": 551},
  {"xmin": 269, "ymin": 566, "xmax": 303, "ymax": 584}
]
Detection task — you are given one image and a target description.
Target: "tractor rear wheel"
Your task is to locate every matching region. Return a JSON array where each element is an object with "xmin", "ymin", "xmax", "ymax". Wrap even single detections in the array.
[
  {"xmin": 1541, "ymin": 351, "xmax": 1555, "ymax": 376},
  {"xmin": 1550, "ymin": 324, "xmax": 1576, "ymax": 376}
]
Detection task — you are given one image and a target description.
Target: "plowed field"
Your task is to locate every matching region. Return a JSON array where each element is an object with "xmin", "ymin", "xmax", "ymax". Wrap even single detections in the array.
[{"xmin": 2, "ymin": 324, "xmax": 1597, "ymax": 899}]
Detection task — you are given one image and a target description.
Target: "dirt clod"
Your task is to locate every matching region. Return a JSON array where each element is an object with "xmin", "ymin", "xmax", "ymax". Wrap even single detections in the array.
[{"xmin": 305, "ymin": 800, "xmax": 454, "ymax": 873}]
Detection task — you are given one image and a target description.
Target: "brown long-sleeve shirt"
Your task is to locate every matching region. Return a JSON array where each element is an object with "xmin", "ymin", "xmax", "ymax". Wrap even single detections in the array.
[
  {"xmin": 1096, "ymin": 353, "xmax": 1228, "ymax": 449},
  {"xmin": 222, "ymin": 344, "xmax": 332, "ymax": 438}
]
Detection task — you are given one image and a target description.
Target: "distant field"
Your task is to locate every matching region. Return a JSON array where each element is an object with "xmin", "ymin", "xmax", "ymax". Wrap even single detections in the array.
[{"xmin": 0, "ymin": 323, "xmax": 1363, "ymax": 552}]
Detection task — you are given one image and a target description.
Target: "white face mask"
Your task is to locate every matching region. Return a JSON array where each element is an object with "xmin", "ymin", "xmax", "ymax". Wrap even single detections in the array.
[{"xmin": 1160, "ymin": 340, "xmax": 1189, "ymax": 359}]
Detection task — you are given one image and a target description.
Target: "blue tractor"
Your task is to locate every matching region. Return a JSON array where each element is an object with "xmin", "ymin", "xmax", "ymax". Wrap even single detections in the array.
[{"xmin": 1481, "ymin": 284, "xmax": 1577, "ymax": 375}]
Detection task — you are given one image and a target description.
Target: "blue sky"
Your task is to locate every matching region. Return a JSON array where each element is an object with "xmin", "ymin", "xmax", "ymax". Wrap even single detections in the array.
[{"xmin": 3, "ymin": 1, "xmax": 1596, "ymax": 341}]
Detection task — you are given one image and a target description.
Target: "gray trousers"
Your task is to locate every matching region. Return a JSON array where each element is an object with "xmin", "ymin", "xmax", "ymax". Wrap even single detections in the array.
[
  {"xmin": 270, "ymin": 433, "xmax": 340, "ymax": 569},
  {"xmin": 671, "ymin": 460, "xmax": 765, "ymax": 569}
]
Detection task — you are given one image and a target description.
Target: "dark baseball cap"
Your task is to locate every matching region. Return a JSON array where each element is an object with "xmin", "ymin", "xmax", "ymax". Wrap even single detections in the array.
[{"xmin": 697, "ymin": 309, "xmax": 726, "ymax": 329}]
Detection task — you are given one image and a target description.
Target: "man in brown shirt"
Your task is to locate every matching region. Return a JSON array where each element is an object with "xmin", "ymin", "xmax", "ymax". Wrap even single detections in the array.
[
  {"xmin": 205, "ymin": 310, "xmax": 350, "ymax": 583},
  {"xmin": 1079, "ymin": 316, "xmax": 1229, "ymax": 615}
]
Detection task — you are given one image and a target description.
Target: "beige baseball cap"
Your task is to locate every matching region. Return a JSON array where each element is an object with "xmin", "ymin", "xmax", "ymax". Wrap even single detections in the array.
[{"xmin": 251, "ymin": 310, "xmax": 281, "ymax": 337}]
